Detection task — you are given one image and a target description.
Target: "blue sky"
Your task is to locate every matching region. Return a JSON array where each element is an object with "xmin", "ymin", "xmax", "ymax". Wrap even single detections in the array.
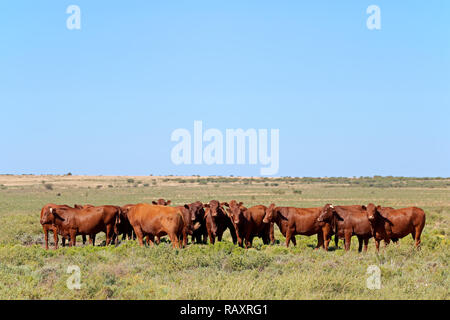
[{"xmin": 0, "ymin": 1, "xmax": 449, "ymax": 177}]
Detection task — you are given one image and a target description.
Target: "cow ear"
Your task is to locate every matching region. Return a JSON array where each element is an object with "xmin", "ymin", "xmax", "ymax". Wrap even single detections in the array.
[
  {"xmin": 184, "ymin": 204, "xmax": 189, "ymax": 210},
  {"xmin": 53, "ymin": 210, "xmax": 65, "ymax": 221},
  {"xmin": 152, "ymin": 201, "xmax": 157, "ymax": 205},
  {"xmin": 221, "ymin": 202, "xmax": 229, "ymax": 207},
  {"xmin": 166, "ymin": 200, "xmax": 171, "ymax": 205},
  {"xmin": 334, "ymin": 211, "xmax": 344, "ymax": 221},
  {"xmin": 203, "ymin": 204, "xmax": 210, "ymax": 208},
  {"xmin": 362, "ymin": 205, "xmax": 367, "ymax": 210},
  {"xmin": 238, "ymin": 202, "xmax": 243, "ymax": 207}
]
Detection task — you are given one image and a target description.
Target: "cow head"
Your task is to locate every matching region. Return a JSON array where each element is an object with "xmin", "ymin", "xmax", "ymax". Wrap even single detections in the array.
[
  {"xmin": 366, "ymin": 203, "xmax": 383, "ymax": 222},
  {"xmin": 180, "ymin": 204, "xmax": 202, "ymax": 235},
  {"xmin": 41, "ymin": 206, "xmax": 66, "ymax": 225},
  {"xmin": 204, "ymin": 200, "xmax": 223, "ymax": 217},
  {"xmin": 223, "ymin": 200, "xmax": 244, "ymax": 225},
  {"xmin": 317, "ymin": 204, "xmax": 335, "ymax": 222},
  {"xmin": 152, "ymin": 199, "xmax": 171, "ymax": 206},
  {"xmin": 185, "ymin": 201, "xmax": 204, "ymax": 222},
  {"xmin": 263, "ymin": 203, "xmax": 276, "ymax": 223},
  {"xmin": 203, "ymin": 200, "xmax": 226, "ymax": 235}
]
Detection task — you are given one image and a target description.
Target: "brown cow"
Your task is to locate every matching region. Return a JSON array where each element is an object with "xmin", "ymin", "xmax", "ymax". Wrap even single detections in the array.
[
  {"xmin": 152, "ymin": 199, "xmax": 171, "ymax": 206},
  {"xmin": 317, "ymin": 204, "xmax": 372, "ymax": 252},
  {"xmin": 366, "ymin": 203, "xmax": 426, "ymax": 250},
  {"xmin": 41, "ymin": 205, "xmax": 120, "ymax": 246},
  {"xmin": 184, "ymin": 201, "xmax": 207, "ymax": 244},
  {"xmin": 263, "ymin": 206, "xmax": 332, "ymax": 250},
  {"xmin": 126, "ymin": 203, "xmax": 188, "ymax": 248},
  {"xmin": 40, "ymin": 204, "xmax": 90, "ymax": 249},
  {"xmin": 115, "ymin": 204, "xmax": 136, "ymax": 241},
  {"xmin": 204, "ymin": 200, "xmax": 237, "ymax": 245},
  {"xmin": 40, "ymin": 203, "xmax": 75, "ymax": 249},
  {"xmin": 224, "ymin": 201, "xmax": 275, "ymax": 248}
]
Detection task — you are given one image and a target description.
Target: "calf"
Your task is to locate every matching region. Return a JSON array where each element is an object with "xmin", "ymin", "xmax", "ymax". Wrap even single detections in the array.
[
  {"xmin": 204, "ymin": 200, "xmax": 237, "ymax": 245},
  {"xmin": 263, "ymin": 206, "xmax": 332, "ymax": 250},
  {"xmin": 366, "ymin": 203, "xmax": 426, "ymax": 250},
  {"xmin": 42, "ymin": 205, "xmax": 120, "ymax": 246},
  {"xmin": 126, "ymin": 203, "xmax": 188, "ymax": 248},
  {"xmin": 317, "ymin": 204, "xmax": 372, "ymax": 252},
  {"xmin": 224, "ymin": 201, "xmax": 275, "ymax": 248}
]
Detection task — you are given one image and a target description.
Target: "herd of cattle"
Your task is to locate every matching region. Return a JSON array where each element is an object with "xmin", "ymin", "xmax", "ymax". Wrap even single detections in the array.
[{"xmin": 39, "ymin": 198, "xmax": 426, "ymax": 252}]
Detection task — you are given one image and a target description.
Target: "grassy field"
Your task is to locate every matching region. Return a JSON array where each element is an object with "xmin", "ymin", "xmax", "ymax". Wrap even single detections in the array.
[{"xmin": 0, "ymin": 175, "xmax": 448, "ymax": 299}]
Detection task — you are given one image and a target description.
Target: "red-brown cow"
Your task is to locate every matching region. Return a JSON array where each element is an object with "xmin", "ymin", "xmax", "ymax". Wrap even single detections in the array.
[
  {"xmin": 366, "ymin": 203, "xmax": 426, "ymax": 250},
  {"xmin": 204, "ymin": 200, "xmax": 237, "ymax": 245},
  {"xmin": 40, "ymin": 203, "xmax": 74, "ymax": 249},
  {"xmin": 126, "ymin": 203, "xmax": 188, "ymax": 248},
  {"xmin": 41, "ymin": 205, "xmax": 120, "ymax": 246},
  {"xmin": 263, "ymin": 206, "xmax": 332, "ymax": 250},
  {"xmin": 317, "ymin": 204, "xmax": 372, "ymax": 252},
  {"xmin": 184, "ymin": 201, "xmax": 207, "ymax": 244},
  {"xmin": 224, "ymin": 201, "xmax": 275, "ymax": 248},
  {"xmin": 114, "ymin": 204, "xmax": 136, "ymax": 241}
]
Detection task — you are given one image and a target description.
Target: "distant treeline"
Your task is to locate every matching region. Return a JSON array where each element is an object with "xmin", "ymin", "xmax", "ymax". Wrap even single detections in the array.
[{"xmin": 165, "ymin": 176, "xmax": 450, "ymax": 188}]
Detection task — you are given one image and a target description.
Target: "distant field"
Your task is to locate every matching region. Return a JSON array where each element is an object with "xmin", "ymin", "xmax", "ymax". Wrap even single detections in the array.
[{"xmin": 0, "ymin": 175, "xmax": 448, "ymax": 299}]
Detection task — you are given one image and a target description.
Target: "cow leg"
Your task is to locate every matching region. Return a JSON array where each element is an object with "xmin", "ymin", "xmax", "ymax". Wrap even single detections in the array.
[
  {"xmin": 315, "ymin": 232, "xmax": 324, "ymax": 250},
  {"xmin": 374, "ymin": 239, "xmax": 380, "ymax": 252},
  {"xmin": 363, "ymin": 238, "xmax": 369, "ymax": 252},
  {"xmin": 291, "ymin": 236, "xmax": 297, "ymax": 246},
  {"xmin": 207, "ymin": 229, "xmax": 215, "ymax": 245},
  {"xmin": 334, "ymin": 234, "xmax": 339, "ymax": 249},
  {"xmin": 155, "ymin": 236, "xmax": 160, "ymax": 245},
  {"xmin": 262, "ymin": 233, "xmax": 269, "ymax": 245},
  {"xmin": 182, "ymin": 229, "xmax": 188, "ymax": 247},
  {"xmin": 43, "ymin": 226, "xmax": 49, "ymax": 250},
  {"xmin": 217, "ymin": 226, "xmax": 226, "ymax": 242},
  {"xmin": 110, "ymin": 233, "xmax": 117, "ymax": 245},
  {"xmin": 90, "ymin": 234, "xmax": 96, "ymax": 246},
  {"xmin": 82, "ymin": 235, "xmax": 87, "ymax": 245},
  {"xmin": 244, "ymin": 230, "xmax": 253, "ymax": 249},
  {"xmin": 69, "ymin": 230, "xmax": 76, "ymax": 247},
  {"xmin": 246, "ymin": 236, "xmax": 254, "ymax": 249},
  {"xmin": 202, "ymin": 231, "xmax": 208, "ymax": 244},
  {"xmin": 168, "ymin": 232, "xmax": 179, "ymax": 249},
  {"xmin": 134, "ymin": 227, "xmax": 145, "ymax": 246},
  {"xmin": 285, "ymin": 228, "xmax": 294, "ymax": 248},
  {"xmin": 53, "ymin": 227, "xmax": 59, "ymax": 250},
  {"xmin": 344, "ymin": 233, "xmax": 351, "ymax": 251},
  {"xmin": 269, "ymin": 223, "xmax": 275, "ymax": 245},
  {"xmin": 62, "ymin": 236, "xmax": 66, "ymax": 247},
  {"xmin": 414, "ymin": 227, "xmax": 422, "ymax": 249},
  {"xmin": 105, "ymin": 225, "xmax": 114, "ymax": 245},
  {"xmin": 147, "ymin": 234, "xmax": 155, "ymax": 247},
  {"xmin": 357, "ymin": 236, "xmax": 363, "ymax": 253},
  {"xmin": 323, "ymin": 231, "xmax": 331, "ymax": 251},
  {"xmin": 228, "ymin": 224, "xmax": 238, "ymax": 245}
]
